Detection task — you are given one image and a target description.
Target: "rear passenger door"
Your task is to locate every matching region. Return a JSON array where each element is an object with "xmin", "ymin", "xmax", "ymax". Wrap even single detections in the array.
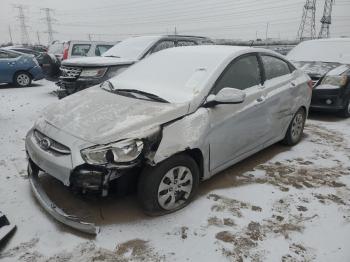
[{"xmin": 259, "ymin": 54, "xmax": 295, "ymax": 140}]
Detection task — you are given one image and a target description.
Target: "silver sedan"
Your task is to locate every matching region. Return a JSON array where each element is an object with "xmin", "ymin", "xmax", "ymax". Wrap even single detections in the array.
[{"xmin": 26, "ymin": 46, "xmax": 312, "ymax": 234}]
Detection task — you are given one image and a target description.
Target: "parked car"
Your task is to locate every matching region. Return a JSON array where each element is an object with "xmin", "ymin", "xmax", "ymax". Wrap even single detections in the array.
[
  {"xmin": 56, "ymin": 35, "xmax": 214, "ymax": 98},
  {"xmin": 3, "ymin": 46, "xmax": 60, "ymax": 79},
  {"xmin": 26, "ymin": 46, "xmax": 311, "ymax": 234},
  {"xmin": 287, "ymin": 38, "xmax": 350, "ymax": 117},
  {"xmin": 0, "ymin": 49, "xmax": 44, "ymax": 87},
  {"xmin": 48, "ymin": 40, "xmax": 116, "ymax": 61}
]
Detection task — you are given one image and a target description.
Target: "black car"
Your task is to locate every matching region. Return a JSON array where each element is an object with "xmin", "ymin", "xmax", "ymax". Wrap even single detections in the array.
[
  {"xmin": 287, "ymin": 38, "xmax": 350, "ymax": 117},
  {"xmin": 56, "ymin": 35, "xmax": 213, "ymax": 99}
]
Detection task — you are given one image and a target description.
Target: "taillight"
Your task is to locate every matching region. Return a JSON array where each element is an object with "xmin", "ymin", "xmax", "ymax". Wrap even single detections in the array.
[
  {"xmin": 307, "ymin": 80, "xmax": 313, "ymax": 90},
  {"xmin": 62, "ymin": 43, "xmax": 69, "ymax": 60}
]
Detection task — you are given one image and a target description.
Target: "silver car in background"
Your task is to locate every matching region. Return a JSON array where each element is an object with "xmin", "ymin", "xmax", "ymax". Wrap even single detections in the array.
[{"xmin": 26, "ymin": 46, "xmax": 312, "ymax": 234}]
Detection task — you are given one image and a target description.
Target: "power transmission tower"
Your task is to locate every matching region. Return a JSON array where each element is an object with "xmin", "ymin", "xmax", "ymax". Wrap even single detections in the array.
[
  {"xmin": 8, "ymin": 26, "xmax": 13, "ymax": 43},
  {"xmin": 318, "ymin": 0, "xmax": 335, "ymax": 38},
  {"xmin": 37, "ymin": 31, "xmax": 41, "ymax": 45},
  {"xmin": 14, "ymin": 5, "xmax": 30, "ymax": 45},
  {"xmin": 297, "ymin": 0, "xmax": 316, "ymax": 41},
  {"xmin": 41, "ymin": 8, "xmax": 57, "ymax": 44}
]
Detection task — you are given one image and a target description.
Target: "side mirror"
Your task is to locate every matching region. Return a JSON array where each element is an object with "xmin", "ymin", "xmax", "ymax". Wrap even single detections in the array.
[{"xmin": 205, "ymin": 87, "xmax": 246, "ymax": 107}]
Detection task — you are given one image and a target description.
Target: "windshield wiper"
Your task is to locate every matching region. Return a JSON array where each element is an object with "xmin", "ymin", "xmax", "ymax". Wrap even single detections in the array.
[{"xmin": 115, "ymin": 89, "xmax": 169, "ymax": 103}]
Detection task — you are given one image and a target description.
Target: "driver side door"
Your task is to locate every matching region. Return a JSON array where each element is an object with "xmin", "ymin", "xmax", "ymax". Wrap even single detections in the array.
[{"xmin": 207, "ymin": 53, "xmax": 271, "ymax": 172}]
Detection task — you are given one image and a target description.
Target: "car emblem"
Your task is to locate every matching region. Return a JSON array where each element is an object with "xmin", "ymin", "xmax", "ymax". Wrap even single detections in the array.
[{"xmin": 39, "ymin": 138, "xmax": 51, "ymax": 151}]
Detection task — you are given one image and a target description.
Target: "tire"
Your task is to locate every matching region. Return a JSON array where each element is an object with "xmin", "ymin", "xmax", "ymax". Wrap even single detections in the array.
[
  {"xmin": 282, "ymin": 108, "xmax": 306, "ymax": 146},
  {"xmin": 137, "ymin": 154, "xmax": 200, "ymax": 216},
  {"xmin": 338, "ymin": 98, "xmax": 350, "ymax": 118},
  {"xmin": 14, "ymin": 72, "xmax": 32, "ymax": 87}
]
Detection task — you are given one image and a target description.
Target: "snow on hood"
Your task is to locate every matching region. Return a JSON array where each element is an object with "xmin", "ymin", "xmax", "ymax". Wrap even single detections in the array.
[
  {"xmin": 292, "ymin": 61, "xmax": 342, "ymax": 77},
  {"xmin": 62, "ymin": 56, "xmax": 136, "ymax": 67},
  {"xmin": 40, "ymin": 87, "xmax": 189, "ymax": 144}
]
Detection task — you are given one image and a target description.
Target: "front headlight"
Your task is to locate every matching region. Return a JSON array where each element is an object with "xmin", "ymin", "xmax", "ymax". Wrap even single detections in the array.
[
  {"xmin": 321, "ymin": 75, "xmax": 348, "ymax": 87},
  {"xmin": 79, "ymin": 68, "xmax": 107, "ymax": 78},
  {"xmin": 81, "ymin": 139, "xmax": 143, "ymax": 165}
]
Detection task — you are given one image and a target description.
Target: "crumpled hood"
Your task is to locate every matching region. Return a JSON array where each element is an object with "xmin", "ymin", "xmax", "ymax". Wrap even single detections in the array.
[
  {"xmin": 292, "ymin": 61, "xmax": 344, "ymax": 78},
  {"xmin": 39, "ymin": 87, "xmax": 189, "ymax": 144},
  {"xmin": 62, "ymin": 56, "xmax": 136, "ymax": 67}
]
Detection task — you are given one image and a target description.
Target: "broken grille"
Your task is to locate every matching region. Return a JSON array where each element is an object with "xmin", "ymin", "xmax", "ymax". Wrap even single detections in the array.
[{"xmin": 60, "ymin": 66, "xmax": 82, "ymax": 79}]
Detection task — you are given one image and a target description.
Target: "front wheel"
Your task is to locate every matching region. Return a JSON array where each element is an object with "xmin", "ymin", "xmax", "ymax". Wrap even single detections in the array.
[
  {"xmin": 14, "ymin": 72, "xmax": 32, "ymax": 87},
  {"xmin": 282, "ymin": 108, "xmax": 306, "ymax": 146},
  {"xmin": 137, "ymin": 154, "xmax": 200, "ymax": 216}
]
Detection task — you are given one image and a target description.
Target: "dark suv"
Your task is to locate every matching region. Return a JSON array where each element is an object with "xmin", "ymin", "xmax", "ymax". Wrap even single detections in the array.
[
  {"xmin": 287, "ymin": 38, "xmax": 350, "ymax": 117},
  {"xmin": 56, "ymin": 35, "xmax": 213, "ymax": 98}
]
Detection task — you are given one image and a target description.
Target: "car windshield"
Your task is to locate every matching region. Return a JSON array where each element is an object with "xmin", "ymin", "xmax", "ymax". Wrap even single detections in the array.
[
  {"xmin": 106, "ymin": 46, "xmax": 229, "ymax": 104},
  {"xmin": 102, "ymin": 36, "xmax": 160, "ymax": 60},
  {"xmin": 287, "ymin": 40, "xmax": 350, "ymax": 64}
]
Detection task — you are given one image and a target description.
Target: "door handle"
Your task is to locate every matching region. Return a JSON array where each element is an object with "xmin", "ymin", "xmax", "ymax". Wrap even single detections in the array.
[{"xmin": 290, "ymin": 81, "xmax": 297, "ymax": 87}]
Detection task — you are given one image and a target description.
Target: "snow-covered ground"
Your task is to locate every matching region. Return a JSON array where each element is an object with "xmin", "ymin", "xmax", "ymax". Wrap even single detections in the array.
[{"xmin": 0, "ymin": 80, "xmax": 350, "ymax": 261}]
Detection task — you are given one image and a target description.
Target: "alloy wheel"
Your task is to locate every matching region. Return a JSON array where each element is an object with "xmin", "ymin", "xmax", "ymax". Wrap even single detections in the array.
[
  {"xmin": 291, "ymin": 112, "xmax": 304, "ymax": 142},
  {"xmin": 157, "ymin": 166, "xmax": 193, "ymax": 211},
  {"xmin": 17, "ymin": 74, "xmax": 30, "ymax": 87}
]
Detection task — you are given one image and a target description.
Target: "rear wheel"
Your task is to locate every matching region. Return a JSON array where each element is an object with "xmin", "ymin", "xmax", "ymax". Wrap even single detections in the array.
[
  {"xmin": 282, "ymin": 108, "xmax": 306, "ymax": 146},
  {"xmin": 14, "ymin": 72, "xmax": 32, "ymax": 87},
  {"xmin": 137, "ymin": 154, "xmax": 199, "ymax": 216},
  {"xmin": 339, "ymin": 98, "xmax": 350, "ymax": 118}
]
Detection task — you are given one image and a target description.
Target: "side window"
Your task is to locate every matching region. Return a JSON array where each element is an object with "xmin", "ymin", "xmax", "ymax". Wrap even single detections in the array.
[
  {"xmin": 177, "ymin": 40, "xmax": 196, "ymax": 47},
  {"xmin": 0, "ymin": 51, "xmax": 19, "ymax": 59},
  {"xmin": 95, "ymin": 45, "xmax": 113, "ymax": 56},
  {"xmin": 71, "ymin": 44, "xmax": 91, "ymax": 56},
  {"xmin": 213, "ymin": 55, "xmax": 261, "ymax": 94},
  {"xmin": 0, "ymin": 51, "xmax": 10, "ymax": 59},
  {"xmin": 261, "ymin": 55, "xmax": 291, "ymax": 80},
  {"xmin": 152, "ymin": 41, "xmax": 175, "ymax": 53}
]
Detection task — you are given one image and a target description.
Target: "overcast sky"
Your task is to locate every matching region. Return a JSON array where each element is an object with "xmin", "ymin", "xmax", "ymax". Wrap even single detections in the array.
[{"xmin": 0, "ymin": 0, "xmax": 349, "ymax": 45}]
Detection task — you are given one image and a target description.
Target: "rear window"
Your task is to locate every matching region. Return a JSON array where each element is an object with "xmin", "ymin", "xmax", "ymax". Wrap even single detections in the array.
[
  {"xmin": 95, "ymin": 45, "xmax": 113, "ymax": 56},
  {"xmin": 48, "ymin": 43, "xmax": 64, "ymax": 54},
  {"xmin": 71, "ymin": 44, "xmax": 91, "ymax": 56},
  {"xmin": 261, "ymin": 55, "xmax": 291, "ymax": 80}
]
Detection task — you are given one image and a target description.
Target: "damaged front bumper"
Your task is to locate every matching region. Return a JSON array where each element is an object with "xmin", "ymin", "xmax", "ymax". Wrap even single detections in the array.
[{"xmin": 28, "ymin": 161, "xmax": 99, "ymax": 235}]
